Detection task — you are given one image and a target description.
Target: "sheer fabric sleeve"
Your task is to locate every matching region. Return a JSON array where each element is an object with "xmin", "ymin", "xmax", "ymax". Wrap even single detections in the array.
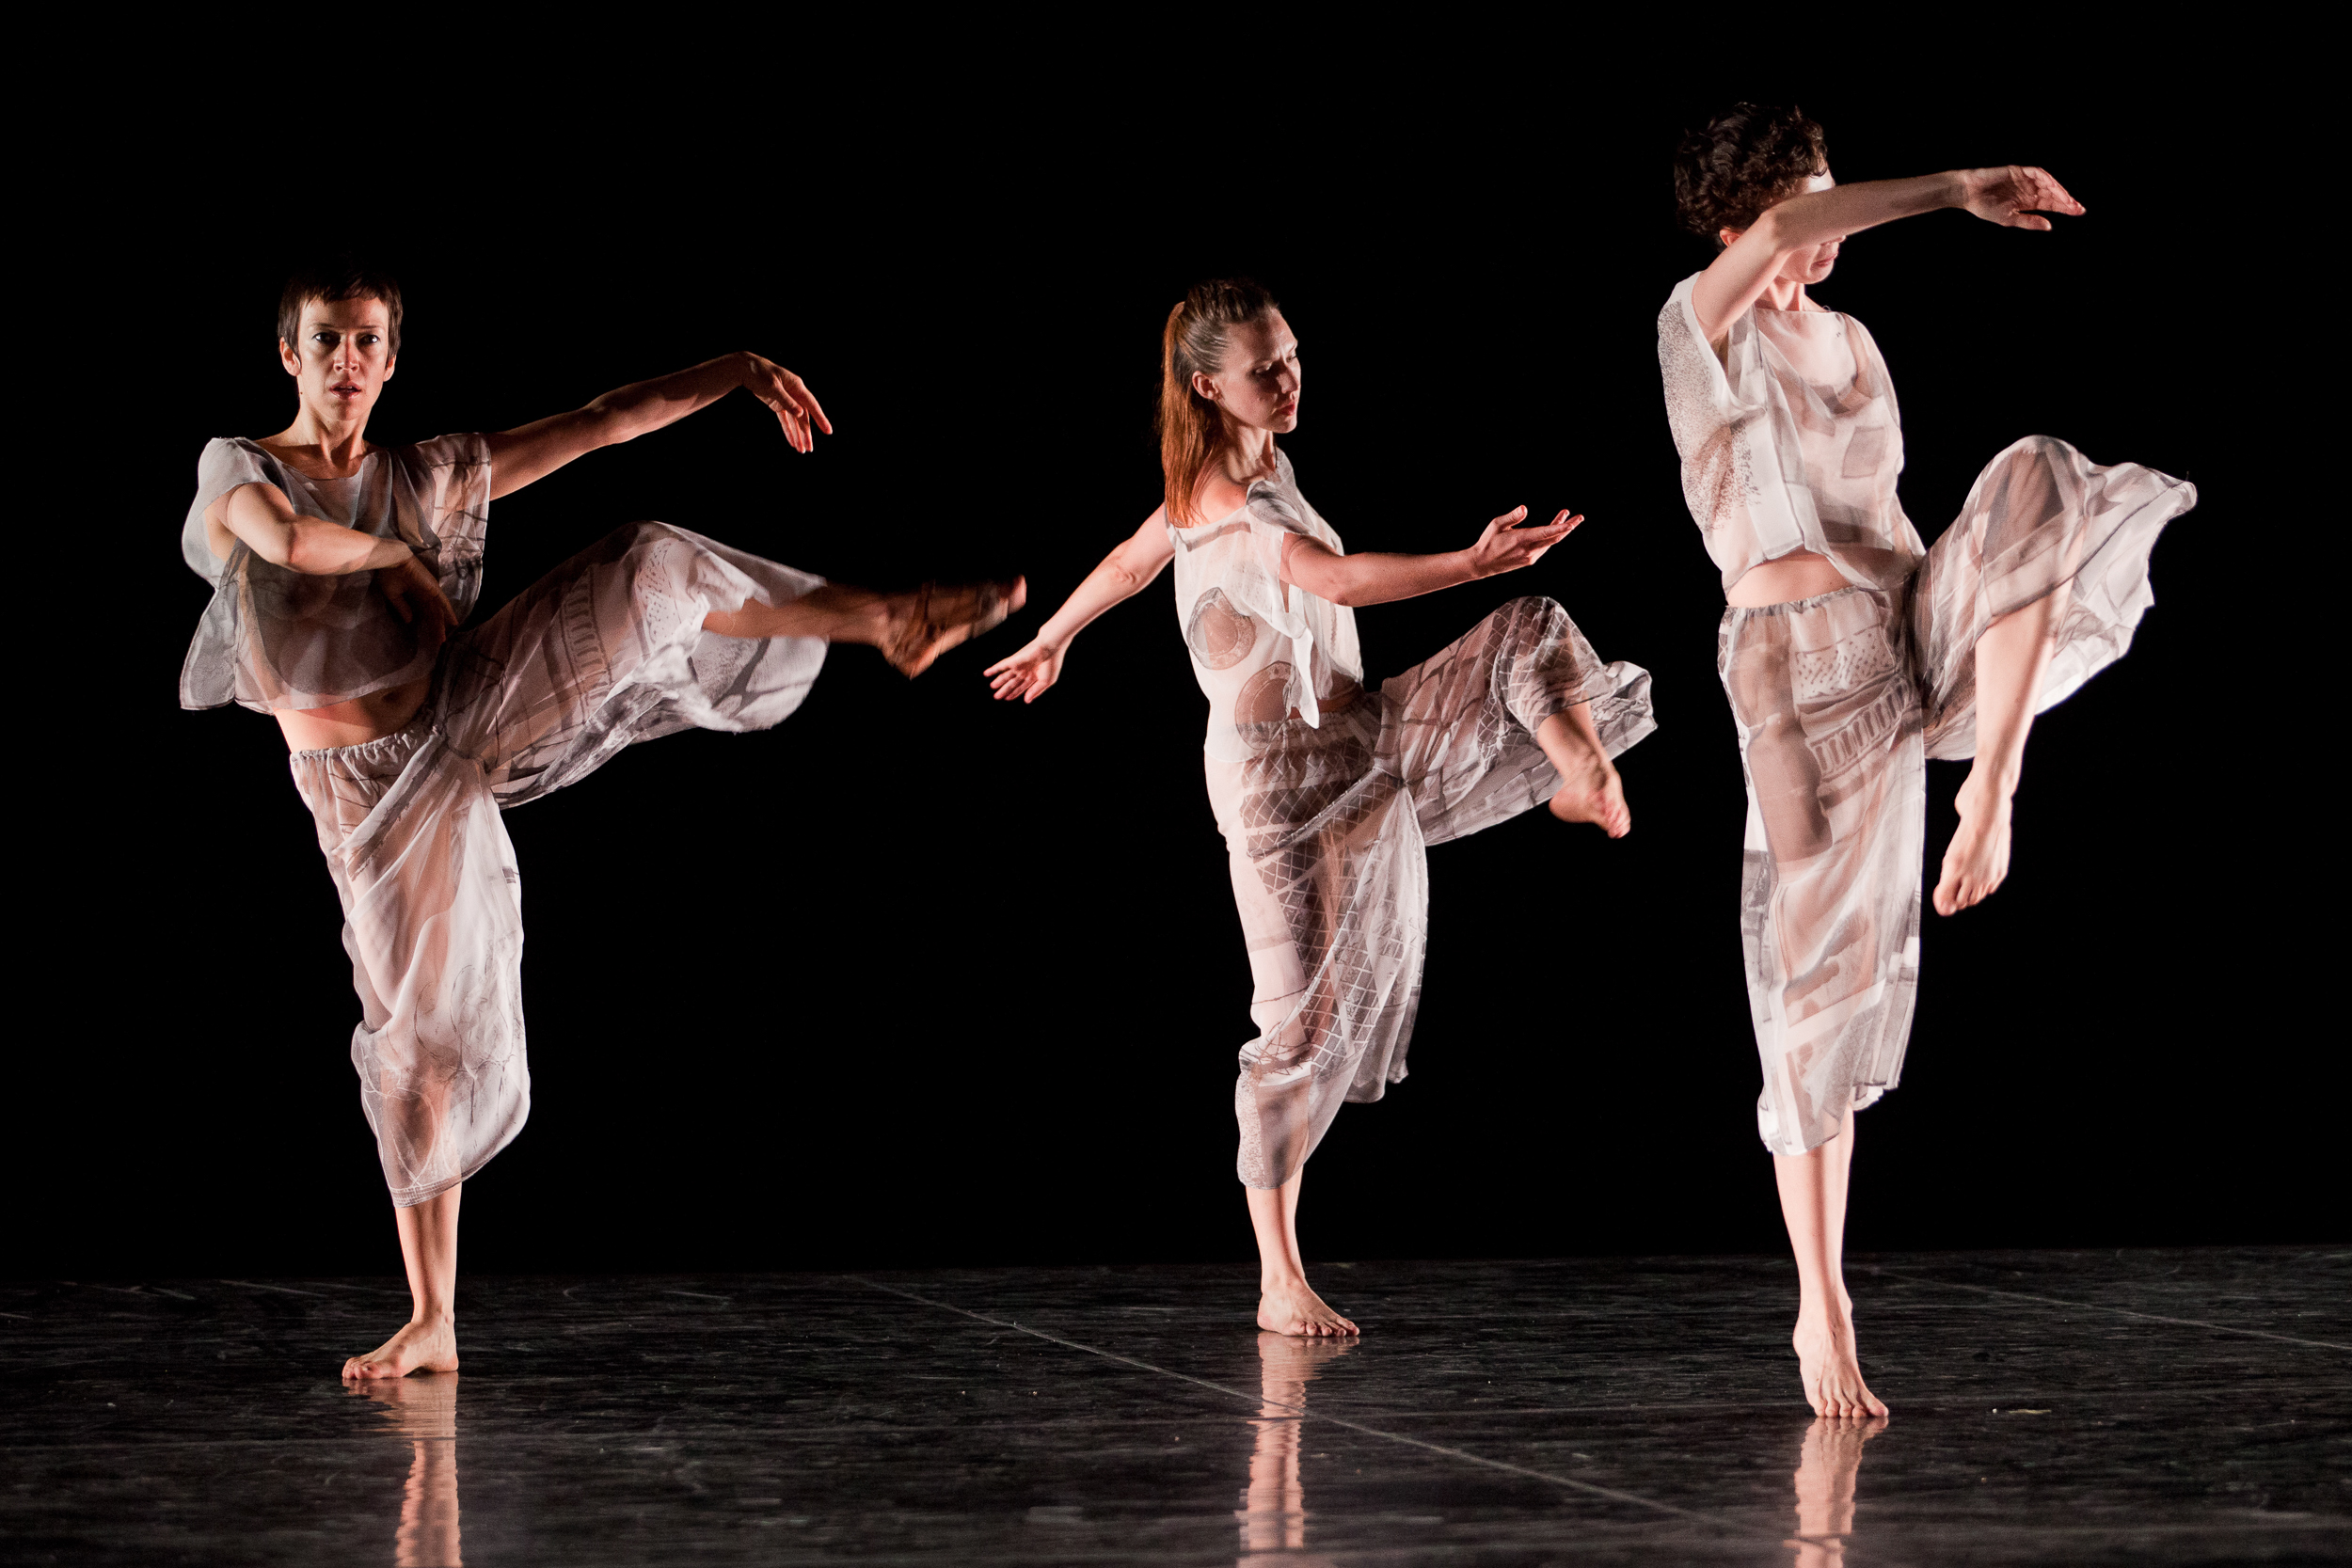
[
  {"xmin": 1657, "ymin": 274, "xmax": 1810, "ymax": 587},
  {"xmin": 181, "ymin": 438, "xmax": 281, "ymax": 583},
  {"xmin": 404, "ymin": 434, "xmax": 492, "ymax": 620},
  {"xmin": 1237, "ymin": 488, "xmax": 1327, "ymax": 730}
]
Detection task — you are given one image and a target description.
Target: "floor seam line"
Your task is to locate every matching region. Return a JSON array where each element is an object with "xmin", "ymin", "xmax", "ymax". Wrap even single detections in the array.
[
  {"xmin": 1865, "ymin": 1268, "xmax": 2352, "ymax": 1352},
  {"xmin": 845, "ymin": 1275, "xmax": 1800, "ymax": 1548}
]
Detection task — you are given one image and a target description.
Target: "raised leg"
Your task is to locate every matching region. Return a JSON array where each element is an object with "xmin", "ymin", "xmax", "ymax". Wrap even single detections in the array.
[
  {"xmin": 1247, "ymin": 1171, "xmax": 1359, "ymax": 1337},
  {"xmin": 705, "ymin": 578, "xmax": 1026, "ymax": 675},
  {"xmin": 1773, "ymin": 1107, "xmax": 1885, "ymax": 1418},
  {"xmin": 1537, "ymin": 705, "xmax": 1630, "ymax": 836},
  {"xmin": 702, "ymin": 584, "xmax": 893, "ymax": 645},
  {"xmin": 1934, "ymin": 585, "xmax": 2067, "ymax": 915},
  {"xmin": 343, "ymin": 1184, "xmax": 462, "ymax": 1380}
]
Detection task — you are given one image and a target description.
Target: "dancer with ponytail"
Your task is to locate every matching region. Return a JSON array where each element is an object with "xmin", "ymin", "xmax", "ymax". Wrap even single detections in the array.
[
  {"xmin": 184, "ymin": 260, "xmax": 1022, "ymax": 1379},
  {"xmin": 1659, "ymin": 106, "xmax": 2195, "ymax": 1415},
  {"xmin": 987, "ymin": 280, "xmax": 1653, "ymax": 1335}
]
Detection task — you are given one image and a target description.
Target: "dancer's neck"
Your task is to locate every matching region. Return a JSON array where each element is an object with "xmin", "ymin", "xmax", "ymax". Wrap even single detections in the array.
[
  {"xmin": 262, "ymin": 406, "xmax": 375, "ymax": 480},
  {"xmin": 1219, "ymin": 427, "xmax": 1279, "ymax": 486}
]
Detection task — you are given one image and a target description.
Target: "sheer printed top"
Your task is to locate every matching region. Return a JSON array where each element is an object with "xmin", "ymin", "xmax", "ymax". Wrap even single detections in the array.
[
  {"xmin": 180, "ymin": 435, "xmax": 491, "ymax": 711},
  {"xmin": 1168, "ymin": 450, "xmax": 1365, "ymax": 765},
  {"xmin": 1657, "ymin": 272, "xmax": 1926, "ymax": 594}
]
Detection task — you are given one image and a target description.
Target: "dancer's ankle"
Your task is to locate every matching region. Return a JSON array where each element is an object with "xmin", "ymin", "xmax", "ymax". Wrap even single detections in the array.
[{"xmin": 1957, "ymin": 764, "xmax": 2018, "ymax": 812}]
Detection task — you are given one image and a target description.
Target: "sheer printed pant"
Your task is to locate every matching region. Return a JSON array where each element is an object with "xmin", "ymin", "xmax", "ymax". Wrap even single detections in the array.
[
  {"xmin": 289, "ymin": 523, "xmax": 828, "ymax": 1205},
  {"xmin": 1211, "ymin": 596, "xmax": 1656, "ymax": 1188},
  {"xmin": 1722, "ymin": 436, "xmax": 2196, "ymax": 1154}
]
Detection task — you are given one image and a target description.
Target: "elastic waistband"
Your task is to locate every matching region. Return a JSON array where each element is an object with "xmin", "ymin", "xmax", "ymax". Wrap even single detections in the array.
[
  {"xmin": 1720, "ymin": 581, "xmax": 1891, "ymax": 624},
  {"xmin": 287, "ymin": 709, "xmax": 435, "ymax": 765}
]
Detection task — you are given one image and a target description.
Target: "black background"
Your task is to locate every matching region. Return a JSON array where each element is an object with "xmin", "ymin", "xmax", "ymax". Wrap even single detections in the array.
[{"xmin": 25, "ymin": 63, "xmax": 2318, "ymax": 1281}]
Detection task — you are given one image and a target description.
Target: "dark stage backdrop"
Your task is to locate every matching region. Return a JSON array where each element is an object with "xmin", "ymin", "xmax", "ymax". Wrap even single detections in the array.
[{"xmin": 27, "ymin": 78, "xmax": 2314, "ymax": 1279}]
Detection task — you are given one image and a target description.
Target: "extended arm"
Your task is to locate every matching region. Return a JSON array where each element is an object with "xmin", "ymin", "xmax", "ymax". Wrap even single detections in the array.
[
  {"xmin": 204, "ymin": 480, "xmax": 457, "ymax": 646},
  {"xmin": 481, "ymin": 352, "xmax": 834, "ymax": 499},
  {"xmin": 1283, "ymin": 505, "xmax": 1579, "ymax": 607},
  {"xmin": 984, "ymin": 508, "xmax": 1179, "ymax": 703},
  {"xmin": 1690, "ymin": 166, "xmax": 2085, "ymax": 344}
]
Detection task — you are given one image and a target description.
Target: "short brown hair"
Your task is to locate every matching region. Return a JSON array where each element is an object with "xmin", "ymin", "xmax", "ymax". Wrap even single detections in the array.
[
  {"xmin": 278, "ymin": 257, "xmax": 405, "ymax": 356},
  {"xmin": 1158, "ymin": 277, "xmax": 1280, "ymax": 527},
  {"xmin": 1673, "ymin": 103, "xmax": 1828, "ymax": 245}
]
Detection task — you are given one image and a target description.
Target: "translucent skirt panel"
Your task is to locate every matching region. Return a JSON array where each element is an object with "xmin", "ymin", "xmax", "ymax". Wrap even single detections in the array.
[
  {"xmin": 288, "ymin": 522, "xmax": 828, "ymax": 1205},
  {"xmin": 1722, "ymin": 437, "xmax": 2193, "ymax": 1155},
  {"xmin": 1215, "ymin": 597, "xmax": 1656, "ymax": 1189}
]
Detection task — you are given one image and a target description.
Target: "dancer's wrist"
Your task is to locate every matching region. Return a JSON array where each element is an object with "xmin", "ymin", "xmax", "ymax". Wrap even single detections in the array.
[{"xmin": 363, "ymin": 536, "xmax": 419, "ymax": 572}]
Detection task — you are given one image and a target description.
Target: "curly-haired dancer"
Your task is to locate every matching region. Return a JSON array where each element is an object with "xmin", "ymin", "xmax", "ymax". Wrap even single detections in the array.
[
  {"xmin": 1660, "ymin": 106, "xmax": 2195, "ymax": 1415},
  {"xmin": 183, "ymin": 261, "xmax": 1022, "ymax": 1380},
  {"xmin": 989, "ymin": 281, "xmax": 1653, "ymax": 1335}
]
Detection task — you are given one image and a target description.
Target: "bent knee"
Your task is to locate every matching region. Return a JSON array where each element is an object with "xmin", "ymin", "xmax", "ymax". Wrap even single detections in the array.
[{"xmin": 1994, "ymin": 434, "xmax": 2079, "ymax": 476}]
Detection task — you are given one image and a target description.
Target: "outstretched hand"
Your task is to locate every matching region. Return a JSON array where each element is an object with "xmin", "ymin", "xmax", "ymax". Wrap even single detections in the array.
[
  {"xmin": 1958, "ymin": 166, "xmax": 2084, "ymax": 231},
  {"xmin": 740, "ymin": 354, "xmax": 834, "ymax": 452},
  {"xmin": 1466, "ymin": 506, "xmax": 1581, "ymax": 578},
  {"xmin": 985, "ymin": 637, "xmax": 1066, "ymax": 704},
  {"xmin": 379, "ymin": 552, "xmax": 459, "ymax": 656}
]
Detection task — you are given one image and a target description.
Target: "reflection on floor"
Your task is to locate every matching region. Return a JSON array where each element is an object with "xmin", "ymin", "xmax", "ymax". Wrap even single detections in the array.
[
  {"xmin": 359, "ymin": 1374, "xmax": 461, "ymax": 1568},
  {"xmin": 3, "ymin": 1248, "xmax": 2345, "ymax": 1564}
]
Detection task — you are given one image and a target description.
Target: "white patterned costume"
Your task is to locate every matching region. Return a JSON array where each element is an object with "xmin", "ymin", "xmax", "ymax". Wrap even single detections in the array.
[
  {"xmin": 183, "ymin": 436, "xmax": 827, "ymax": 1204},
  {"xmin": 1657, "ymin": 276, "xmax": 2197, "ymax": 1155},
  {"xmin": 1170, "ymin": 452, "xmax": 1656, "ymax": 1187}
]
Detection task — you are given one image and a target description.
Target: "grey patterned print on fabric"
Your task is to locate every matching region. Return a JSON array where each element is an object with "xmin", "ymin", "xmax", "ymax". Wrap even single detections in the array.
[
  {"xmin": 1663, "ymin": 275, "xmax": 2200, "ymax": 1154},
  {"xmin": 283, "ymin": 520, "xmax": 829, "ymax": 1204},
  {"xmin": 1171, "ymin": 452, "xmax": 1655, "ymax": 1188}
]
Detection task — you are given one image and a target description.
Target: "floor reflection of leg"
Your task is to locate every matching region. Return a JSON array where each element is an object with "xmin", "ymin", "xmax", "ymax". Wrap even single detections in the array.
[
  {"xmin": 1239, "ymin": 1331, "xmax": 1351, "ymax": 1564},
  {"xmin": 1788, "ymin": 1413, "xmax": 1885, "ymax": 1567},
  {"xmin": 355, "ymin": 1372, "xmax": 461, "ymax": 1568}
]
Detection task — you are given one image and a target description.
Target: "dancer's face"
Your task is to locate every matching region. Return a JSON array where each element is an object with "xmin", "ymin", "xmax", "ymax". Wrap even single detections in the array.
[
  {"xmin": 1197, "ymin": 312, "xmax": 1302, "ymax": 435},
  {"xmin": 278, "ymin": 294, "xmax": 397, "ymax": 427},
  {"xmin": 1725, "ymin": 171, "xmax": 1842, "ymax": 289}
]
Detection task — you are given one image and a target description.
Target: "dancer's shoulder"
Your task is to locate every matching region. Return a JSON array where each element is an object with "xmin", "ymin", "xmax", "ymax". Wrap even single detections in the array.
[
  {"xmin": 199, "ymin": 435, "xmax": 275, "ymax": 470},
  {"xmin": 397, "ymin": 432, "xmax": 493, "ymax": 472}
]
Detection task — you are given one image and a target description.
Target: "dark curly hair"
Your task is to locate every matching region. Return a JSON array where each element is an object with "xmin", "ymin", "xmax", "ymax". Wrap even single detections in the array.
[{"xmin": 1673, "ymin": 103, "xmax": 1828, "ymax": 246}]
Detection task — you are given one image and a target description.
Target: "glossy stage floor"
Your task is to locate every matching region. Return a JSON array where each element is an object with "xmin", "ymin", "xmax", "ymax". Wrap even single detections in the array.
[{"xmin": 4, "ymin": 1247, "xmax": 2345, "ymax": 1565}]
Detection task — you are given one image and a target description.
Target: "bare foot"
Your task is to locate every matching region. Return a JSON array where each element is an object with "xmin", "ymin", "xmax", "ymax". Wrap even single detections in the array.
[
  {"xmin": 882, "ymin": 578, "xmax": 1028, "ymax": 678},
  {"xmin": 1258, "ymin": 1278, "xmax": 1360, "ymax": 1338},
  {"xmin": 1792, "ymin": 1305, "xmax": 1886, "ymax": 1418},
  {"xmin": 342, "ymin": 1317, "xmax": 459, "ymax": 1381},
  {"xmin": 1548, "ymin": 760, "xmax": 1630, "ymax": 837},
  {"xmin": 1933, "ymin": 774, "xmax": 2012, "ymax": 915}
]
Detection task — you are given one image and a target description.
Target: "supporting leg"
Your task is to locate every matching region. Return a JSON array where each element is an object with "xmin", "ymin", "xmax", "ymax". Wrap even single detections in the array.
[
  {"xmin": 343, "ymin": 1183, "xmax": 463, "ymax": 1380},
  {"xmin": 1247, "ymin": 1171, "xmax": 1359, "ymax": 1337},
  {"xmin": 1773, "ymin": 1108, "xmax": 1885, "ymax": 1418},
  {"xmin": 1934, "ymin": 585, "xmax": 2066, "ymax": 915},
  {"xmin": 1536, "ymin": 705, "xmax": 1630, "ymax": 837}
]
